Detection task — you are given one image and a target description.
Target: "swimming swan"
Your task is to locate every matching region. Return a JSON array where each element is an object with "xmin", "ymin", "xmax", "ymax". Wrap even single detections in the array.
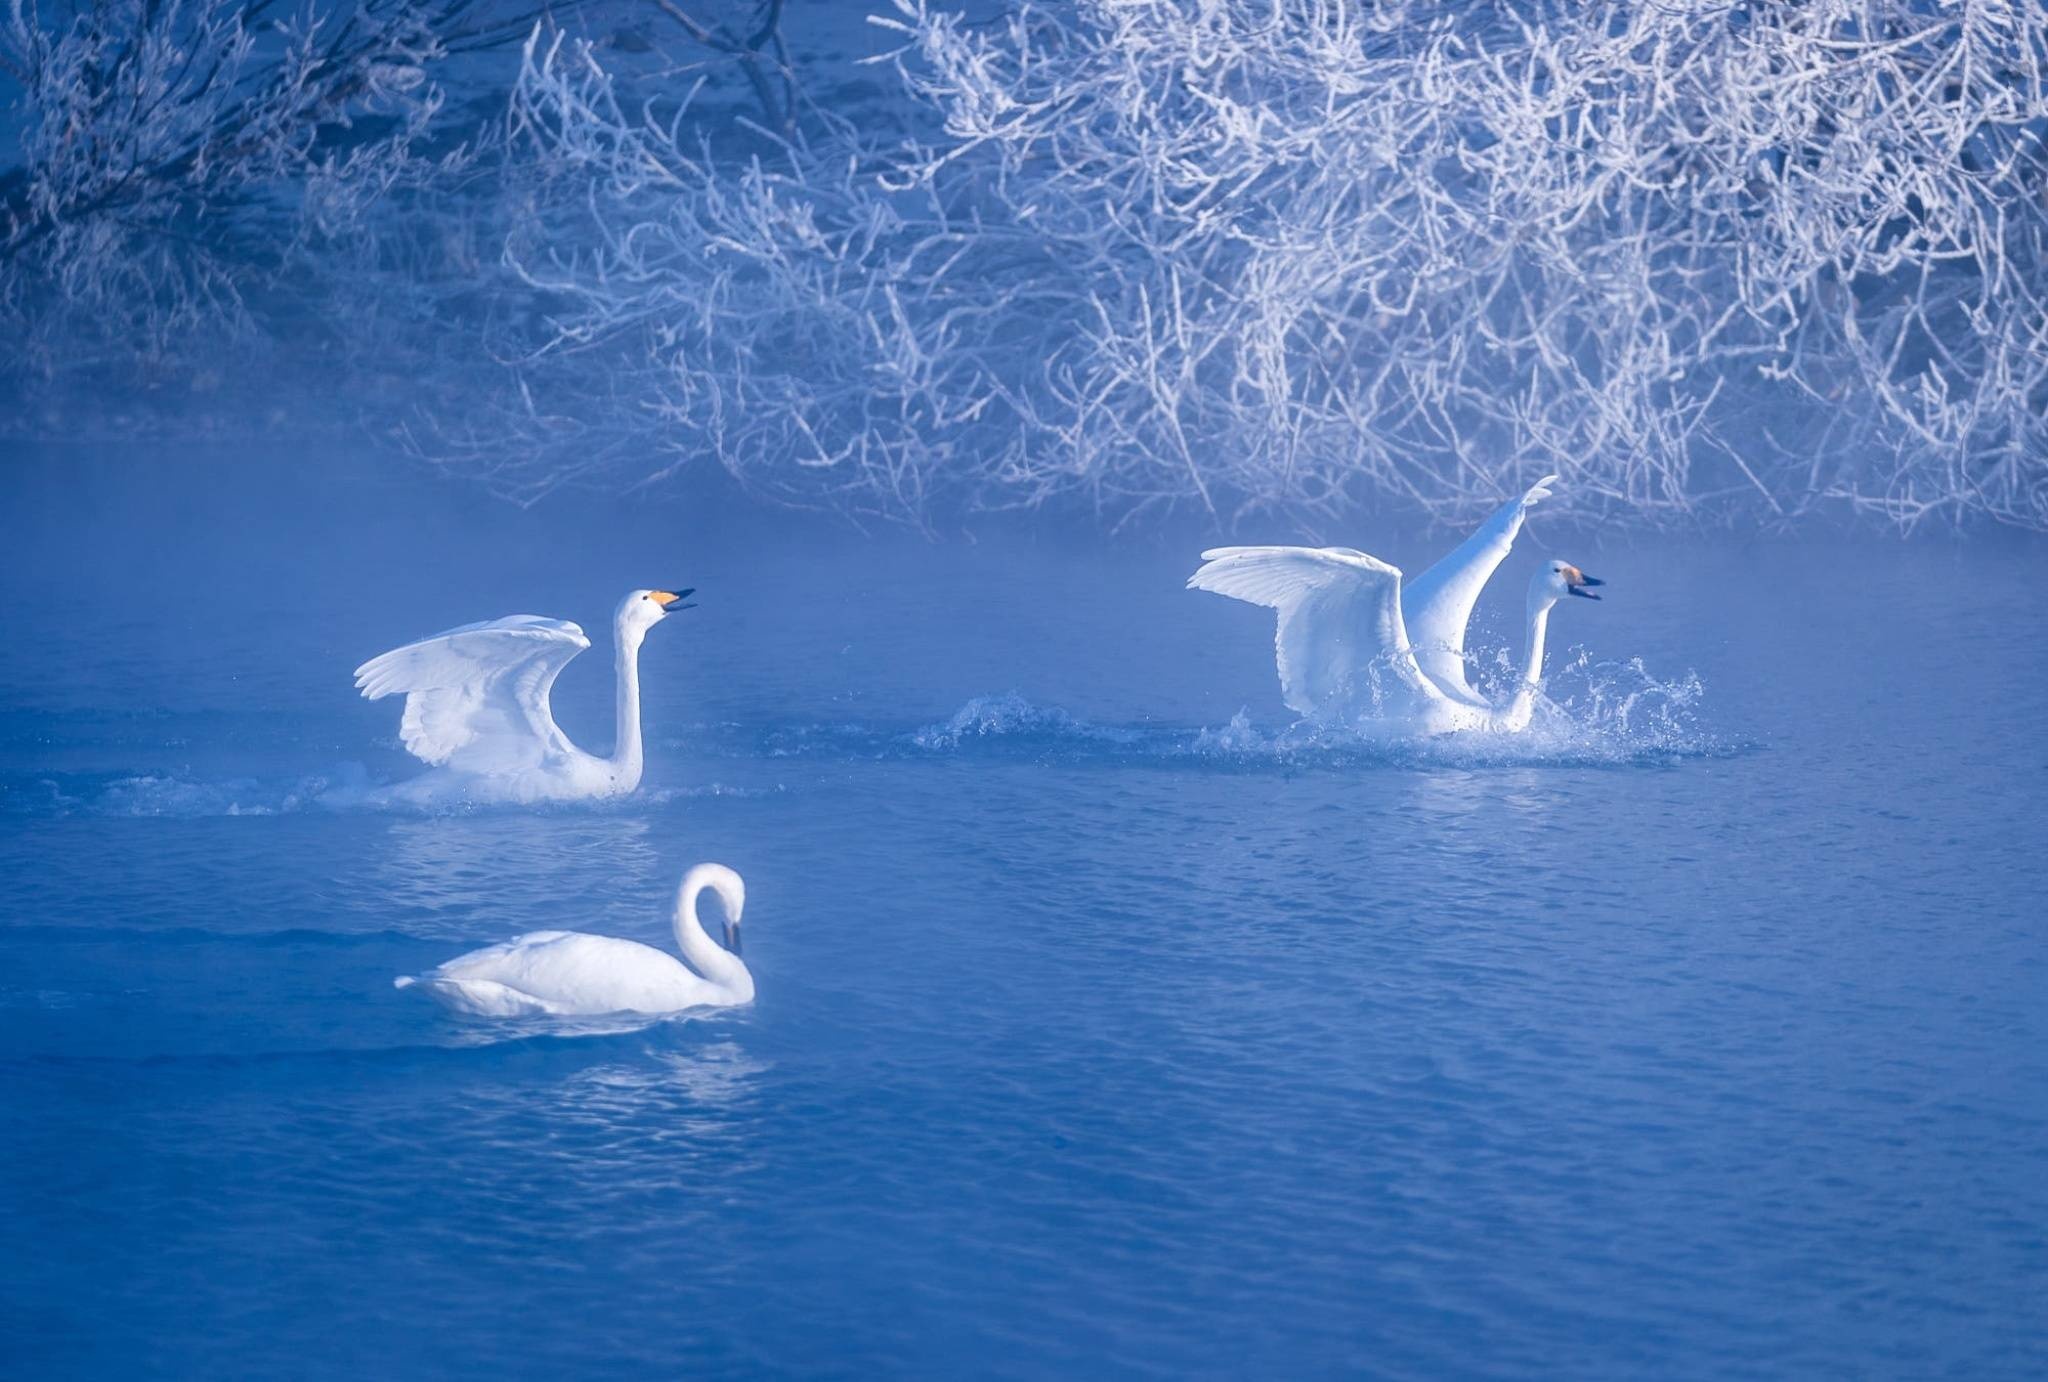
[
  {"xmin": 354, "ymin": 588, "xmax": 692, "ymax": 803},
  {"xmin": 1187, "ymin": 477, "xmax": 1604, "ymax": 734},
  {"xmin": 394, "ymin": 864, "xmax": 752, "ymax": 1017}
]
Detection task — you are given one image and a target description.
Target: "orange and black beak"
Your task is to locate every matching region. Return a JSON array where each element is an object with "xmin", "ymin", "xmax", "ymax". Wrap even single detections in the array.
[
  {"xmin": 652, "ymin": 587, "xmax": 697, "ymax": 612},
  {"xmin": 1565, "ymin": 567, "xmax": 1604, "ymax": 600}
]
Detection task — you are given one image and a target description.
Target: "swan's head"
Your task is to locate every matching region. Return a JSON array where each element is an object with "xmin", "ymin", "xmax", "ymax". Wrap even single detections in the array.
[
  {"xmin": 1533, "ymin": 560, "xmax": 1603, "ymax": 606},
  {"xmin": 722, "ymin": 894, "xmax": 743, "ymax": 956},
  {"xmin": 619, "ymin": 587, "xmax": 695, "ymax": 636},
  {"xmin": 683, "ymin": 862, "xmax": 747, "ymax": 957}
]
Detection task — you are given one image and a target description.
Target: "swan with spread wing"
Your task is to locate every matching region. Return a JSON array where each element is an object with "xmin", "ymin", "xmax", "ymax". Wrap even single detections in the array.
[
  {"xmin": 1188, "ymin": 477, "xmax": 1603, "ymax": 734},
  {"xmin": 354, "ymin": 588, "xmax": 693, "ymax": 804}
]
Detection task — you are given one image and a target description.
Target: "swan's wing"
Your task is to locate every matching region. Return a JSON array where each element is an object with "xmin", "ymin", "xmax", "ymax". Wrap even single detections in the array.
[
  {"xmin": 396, "ymin": 973, "xmax": 563, "ymax": 1018},
  {"xmin": 418, "ymin": 931, "xmax": 581, "ymax": 982},
  {"xmin": 354, "ymin": 616, "xmax": 590, "ymax": 770},
  {"xmin": 416, "ymin": 932, "xmax": 700, "ymax": 1016},
  {"xmin": 1401, "ymin": 474, "xmax": 1558, "ymax": 703},
  {"xmin": 1188, "ymin": 546, "xmax": 1448, "ymax": 718}
]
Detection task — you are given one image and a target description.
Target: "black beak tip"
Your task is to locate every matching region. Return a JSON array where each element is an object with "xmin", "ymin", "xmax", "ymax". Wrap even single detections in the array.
[{"xmin": 1581, "ymin": 575, "xmax": 1605, "ymax": 587}]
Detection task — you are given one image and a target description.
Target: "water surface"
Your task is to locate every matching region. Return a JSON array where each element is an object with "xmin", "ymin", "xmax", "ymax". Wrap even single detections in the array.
[{"xmin": 4, "ymin": 451, "xmax": 2045, "ymax": 1377}]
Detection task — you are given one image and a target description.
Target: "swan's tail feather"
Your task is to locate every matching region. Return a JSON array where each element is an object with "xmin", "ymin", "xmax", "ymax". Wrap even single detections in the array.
[{"xmin": 392, "ymin": 975, "xmax": 418, "ymax": 990}]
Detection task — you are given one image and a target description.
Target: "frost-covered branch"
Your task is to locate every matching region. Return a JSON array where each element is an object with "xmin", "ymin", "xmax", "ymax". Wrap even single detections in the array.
[
  {"xmin": 0, "ymin": 0, "xmax": 536, "ymax": 394},
  {"xmin": 448, "ymin": 0, "xmax": 2048, "ymax": 531},
  {"xmin": 7, "ymin": 0, "xmax": 2043, "ymax": 531}
]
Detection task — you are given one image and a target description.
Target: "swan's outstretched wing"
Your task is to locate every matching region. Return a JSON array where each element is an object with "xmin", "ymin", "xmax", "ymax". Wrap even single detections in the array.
[
  {"xmin": 354, "ymin": 616, "xmax": 590, "ymax": 770},
  {"xmin": 1401, "ymin": 474, "xmax": 1558, "ymax": 704},
  {"xmin": 1188, "ymin": 546, "xmax": 1448, "ymax": 718}
]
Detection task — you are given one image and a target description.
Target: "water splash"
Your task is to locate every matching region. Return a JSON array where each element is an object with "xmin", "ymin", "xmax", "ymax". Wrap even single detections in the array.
[
  {"xmin": 907, "ymin": 692, "xmax": 1145, "ymax": 751},
  {"xmin": 642, "ymin": 782, "xmax": 788, "ymax": 803},
  {"xmin": 0, "ymin": 655, "xmax": 1725, "ymax": 820},
  {"xmin": 892, "ymin": 653, "xmax": 1723, "ymax": 770},
  {"xmin": 2, "ymin": 765, "xmax": 378, "ymax": 818}
]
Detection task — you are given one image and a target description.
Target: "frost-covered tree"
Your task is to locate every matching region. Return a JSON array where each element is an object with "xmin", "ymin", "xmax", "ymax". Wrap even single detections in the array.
[
  {"xmin": 454, "ymin": 0, "xmax": 2048, "ymax": 530},
  {"xmin": 0, "ymin": 0, "xmax": 537, "ymax": 413},
  {"xmin": 6, "ymin": 0, "xmax": 2045, "ymax": 530}
]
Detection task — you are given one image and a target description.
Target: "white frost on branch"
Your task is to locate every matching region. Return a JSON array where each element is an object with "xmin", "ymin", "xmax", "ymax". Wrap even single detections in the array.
[
  {"xmin": 5, "ymin": 0, "xmax": 2043, "ymax": 530},
  {"xmin": 0, "ymin": 0, "xmax": 517, "ymax": 394},
  {"xmin": 447, "ymin": 0, "xmax": 2048, "ymax": 531}
]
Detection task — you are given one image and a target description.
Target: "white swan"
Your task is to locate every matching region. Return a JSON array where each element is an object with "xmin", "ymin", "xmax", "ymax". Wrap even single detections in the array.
[
  {"xmin": 394, "ymin": 863, "xmax": 752, "ymax": 1017},
  {"xmin": 354, "ymin": 588, "xmax": 692, "ymax": 803},
  {"xmin": 1187, "ymin": 476, "xmax": 1603, "ymax": 734}
]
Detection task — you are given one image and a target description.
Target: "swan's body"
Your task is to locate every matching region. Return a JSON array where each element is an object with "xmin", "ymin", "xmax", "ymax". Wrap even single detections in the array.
[
  {"xmin": 1187, "ymin": 477, "xmax": 1603, "ymax": 734},
  {"xmin": 395, "ymin": 863, "xmax": 751, "ymax": 1017},
  {"xmin": 354, "ymin": 588, "xmax": 691, "ymax": 804}
]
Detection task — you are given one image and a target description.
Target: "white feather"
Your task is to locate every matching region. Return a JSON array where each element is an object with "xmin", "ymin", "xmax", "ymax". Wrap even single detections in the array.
[
  {"xmin": 1400, "ymin": 475, "xmax": 1559, "ymax": 705},
  {"xmin": 353, "ymin": 616, "xmax": 589, "ymax": 771},
  {"xmin": 1187, "ymin": 477, "xmax": 1598, "ymax": 735},
  {"xmin": 1187, "ymin": 545, "xmax": 1446, "ymax": 719},
  {"xmin": 396, "ymin": 865, "xmax": 752, "ymax": 1018}
]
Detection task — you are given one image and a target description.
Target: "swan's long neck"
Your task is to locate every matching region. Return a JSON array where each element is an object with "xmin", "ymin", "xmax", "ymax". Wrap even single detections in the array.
[
  {"xmin": 1521, "ymin": 596, "xmax": 1553, "ymax": 688},
  {"xmin": 1498, "ymin": 595, "xmax": 1554, "ymax": 731},
  {"xmin": 611, "ymin": 622, "xmax": 646, "ymax": 789},
  {"xmin": 673, "ymin": 865, "xmax": 752, "ymax": 1001}
]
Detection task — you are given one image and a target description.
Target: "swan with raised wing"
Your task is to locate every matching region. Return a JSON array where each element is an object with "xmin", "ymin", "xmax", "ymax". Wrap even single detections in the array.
[
  {"xmin": 1187, "ymin": 476, "xmax": 1603, "ymax": 734},
  {"xmin": 354, "ymin": 588, "xmax": 692, "ymax": 804},
  {"xmin": 394, "ymin": 863, "xmax": 752, "ymax": 1017}
]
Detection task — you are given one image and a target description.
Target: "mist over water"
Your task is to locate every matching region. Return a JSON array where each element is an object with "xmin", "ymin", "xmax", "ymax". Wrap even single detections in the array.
[{"xmin": 3, "ymin": 442, "xmax": 2045, "ymax": 1377}]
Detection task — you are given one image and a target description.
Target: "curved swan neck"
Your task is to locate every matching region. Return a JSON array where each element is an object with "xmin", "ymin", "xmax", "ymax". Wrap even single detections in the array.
[
  {"xmin": 1496, "ymin": 593, "xmax": 1555, "ymax": 730},
  {"xmin": 611, "ymin": 617, "xmax": 645, "ymax": 787},
  {"xmin": 1520, "ymin": 593, "xmax": 1554, "ymax": 688},
  {"xmin": 674, "ymin": 865, "xmax": 752, "ymax": 1001}
]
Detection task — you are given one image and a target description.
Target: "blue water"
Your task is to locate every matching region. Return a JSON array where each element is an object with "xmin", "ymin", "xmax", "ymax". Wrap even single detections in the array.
[{"xmin": 4, "ymin": 451, "xmax": 2046, "ymax": 1377}]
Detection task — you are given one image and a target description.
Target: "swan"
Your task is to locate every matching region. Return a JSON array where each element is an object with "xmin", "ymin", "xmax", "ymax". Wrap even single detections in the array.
[
  {"xmin": 353, "ymin": 588, "xmax": 692, "ymax": 803},
  {"xmin": 394, "ymin": 863, "xmax": 752, "ymax": 1017},
  {"xmin": 1187, "ymin": 476, "xmax": 1604, "ymax": 734}
]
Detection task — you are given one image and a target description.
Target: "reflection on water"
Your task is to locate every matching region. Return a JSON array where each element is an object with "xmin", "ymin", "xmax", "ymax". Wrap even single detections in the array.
[{"xmin": 551, "ymin": 1044, "xmax": 773, "ymax": 1158}]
